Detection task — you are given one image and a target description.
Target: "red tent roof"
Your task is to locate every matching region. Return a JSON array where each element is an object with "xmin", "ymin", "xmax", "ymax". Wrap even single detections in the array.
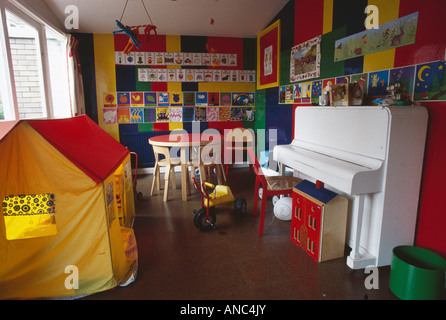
[{"xmin": 0, "ymin": 115, "xmax": 129, "ymax": 184}]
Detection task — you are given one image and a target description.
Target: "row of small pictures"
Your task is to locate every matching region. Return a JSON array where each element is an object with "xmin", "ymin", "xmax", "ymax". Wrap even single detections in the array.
[
  {"xmin": 116, "ymin": 51, "xmax": 237, "ymax": 67},
  {"xmin": 103, "ymin": 107, "xmax": 255, "ymax": 124},
  {"xmin": 137, "ymin": 68, "xmax": 255, "ymax": 83},
  {"xmin": 104, "ymin": 91, "xmax": 255, "ymax": 108},
  {"xmin": 279, "ymin": 60, "xmax": 446, "ymax": 104}
]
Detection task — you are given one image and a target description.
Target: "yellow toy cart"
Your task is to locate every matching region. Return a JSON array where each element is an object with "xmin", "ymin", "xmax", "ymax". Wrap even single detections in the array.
[{"xmin": 192, "ymin": 177, "xmax": 246, "ymax": 231}]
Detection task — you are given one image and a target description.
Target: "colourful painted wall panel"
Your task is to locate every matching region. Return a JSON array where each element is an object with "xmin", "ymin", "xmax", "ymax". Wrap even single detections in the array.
[
  {"xmin": 320, "ymin": 26, "xmax": 346, "ymax": 79},
  {"xmin": 94, "ymin": 34, "xmax": 119, "ymax": 141},
  {"xmin": 362, "ymin": 0, "xmax": 399, "ymax": 72},
  {"xmin": 415, "ymin": 101, "xmax": 446, "ymax": 256},
  {"xmin": 323, "ymin": 0, "xmax": 334, "ymax": 35},
  {"xmin": 294, "ymin": 0, "xmax": 324, "ymax": 45},
  {"xmin": 395, "ymin": 0, "xmax": 446, "ymax": 67}
]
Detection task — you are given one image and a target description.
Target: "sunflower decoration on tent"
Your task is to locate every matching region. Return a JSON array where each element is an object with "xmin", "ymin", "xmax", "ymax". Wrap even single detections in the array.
[{"xmin": 113, "ymin": 0, "xmax": 157, "ymax": 54}]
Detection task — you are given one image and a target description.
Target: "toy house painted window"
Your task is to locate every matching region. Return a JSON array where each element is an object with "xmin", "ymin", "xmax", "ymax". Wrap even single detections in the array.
[{"xmin": 2, "ymin": 193, "xmax": 56, "ymax": 240}]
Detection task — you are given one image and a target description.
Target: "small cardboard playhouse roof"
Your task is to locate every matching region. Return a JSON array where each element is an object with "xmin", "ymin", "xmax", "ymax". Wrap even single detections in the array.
[{"xmin": 0, "ymin": 115, "xmax": 129, "ymax": 183}]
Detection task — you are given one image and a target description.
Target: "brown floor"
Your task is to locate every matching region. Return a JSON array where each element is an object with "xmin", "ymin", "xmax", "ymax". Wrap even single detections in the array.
[{"xmin": 84, "ymin": 167, "xmax": 399, "ymax": 300}]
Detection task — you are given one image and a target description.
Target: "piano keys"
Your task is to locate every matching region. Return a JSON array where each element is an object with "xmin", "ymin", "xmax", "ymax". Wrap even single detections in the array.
[{"xmin": 273, "ymin": 106, "xmax": 428, "ymax": 269}]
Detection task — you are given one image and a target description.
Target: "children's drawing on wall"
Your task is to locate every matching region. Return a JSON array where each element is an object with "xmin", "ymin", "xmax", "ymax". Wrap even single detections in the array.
[
  {"xmin": 144, "ymin": 92, "xmax": 157, "ymax": 106},
  {"xmin": 290, "ymin": 36, "xmax": 321, "ymax": 82},
  {"xmin": 220, "ymin": 92, "xmax": 232, "ymax": 106},
  {"xmin": 156, "ymin": 108, "xmax": 169, "ymax": 122},
  {"xmin": 195, "ymin": 107, "xmax": 206, "ymax": 121},
  {"xmin": 206, "ymin": 107, "xmax": 219, "ymax": 122},
  {"xmin": 334, "ymin": 12, "xmax": 418, "ymax": 62},
  {"xmin": 144, "ymin": 108, "xmax": 156, "ymax": 123},
  {"xmin": 336, "ymin": 76, "xmax": 349, "ymax": 84},
  {"xmin": 182, "ymin": 107, "xmax": 195, "ymax": 122},
  {"xmin": 208, "ymin": 92, "xmax": 220, "ymax": 106},
  {"xmin": 170, "ymin": 107, "xmax": 183, "ymax": 122},
  {"xmin": 301, "ymin": 82, "xmax": 312, "ymax": 103},
  {"xmin": 293, "ymin": 83, "xmax": 301, "ymax": 103},
  {"xmin": 389, "ymin": 66, "xmax": 415, "ymax": 100},
  {"xmin": 230, "ymin": 107, "xmax": 243, "ymax": 121},
  {"xmin": 368, "ymin": 70, "xmax": 389, "ymax": 97},
  {"xmin": 195, "ymin": 92, "xmax": 208, "ymax": 106},
  {"xmin": 414, "ymin": 60, "xmax": 446, "ymax": 101},
  {"xmin": 170, "ymin": 92, "xmax": 183, "ymax": 106},
  {"xmin": 103, "ymin": 109, "xmax": 117, "ymax": 124},
  {"xmin": 264, "ymin": 45, "xmax": 273, "ymax": 76},
  {"xmin": 350, "ymin": 74, "xmax": 368, "ymax": 95},
  {"xmin": 104, "ymin": 92, "xmax": 117, "ymax": 107},
  {"xmin": 311, "ymin": 80, "xmax": 322, "ymax": 105},
  {"xmin": 279, "ymin": 86, "xmax": 286, "ymax": 104},
  {"xmin": 117, "ymin": 108, "xmax": 130, "ymax": 123},
  {"xmin": 232, "ymin": 92, "xmax": 255, "ymax": 106},
  {"xmin": 244, "ymin": 107, "xmax": 255, "ymax": 121},
  {"xmin": 157, "ymin": 92, "xmax": 169, "ymax": 106},
  {"xmin": 117, "ymin": 92, "xmax": 130, "ymax": 107},
  {"xmin": 130, "ymin": 92, "xmax": 144, "ymax": 106},
  {"xmin": 183, "ymin": 92, "xmax": 195, "ymax": 106},
  {"xmin": 217, "ymin": 107, "xmax": 229, "ymax": 121},
  {"xmin": 130, "ymin": 108, "xmax": 143, "ymax": 123},
  {"xmin": 284, "ymin": 85, "xmax": 294, "ymax": 104}
]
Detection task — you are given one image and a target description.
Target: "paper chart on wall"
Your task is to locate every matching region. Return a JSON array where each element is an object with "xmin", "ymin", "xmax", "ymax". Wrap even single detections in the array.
[
  {"xmin": 136, "ymin": 68, "xmax": 255, "ymax": 83},
  {"xmin": 117, "ymin": 51, "xmax": 238, "ymax": 67}
]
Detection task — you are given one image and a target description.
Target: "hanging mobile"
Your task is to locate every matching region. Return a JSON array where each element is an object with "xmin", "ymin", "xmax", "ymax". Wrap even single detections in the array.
[{"xmin": 113, "ymin": 0, "xmax": 157, "ymax": 54}]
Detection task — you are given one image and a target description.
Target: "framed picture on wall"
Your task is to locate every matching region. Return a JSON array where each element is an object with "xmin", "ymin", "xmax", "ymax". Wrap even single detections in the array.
[
  {"xmin": 290, "ymin": 36, "xmax": 321, "ymax": 83},
  {"xmin": 257, "ymin": 19, "xmax": 280, "ymax": 90}
]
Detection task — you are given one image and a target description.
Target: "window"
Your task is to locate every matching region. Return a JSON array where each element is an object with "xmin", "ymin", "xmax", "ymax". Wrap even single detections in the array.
[
  {"xmin": 2, "ymin": 193, "xmax": 57, "ymax": 240},
  {"xmin": 46, "ymin": 25, "xmax": 71, "ymax": 118},
  {"xmin": 0, "ymin": 0, "xmax": 71, "ymax": 121},
  {"xmin": 0, "ymin": 45, "xmax": 10, "ymax": 120},
  {"xmin": 6, "ymin": 8, "xmax": 47, "ymax": 119}
]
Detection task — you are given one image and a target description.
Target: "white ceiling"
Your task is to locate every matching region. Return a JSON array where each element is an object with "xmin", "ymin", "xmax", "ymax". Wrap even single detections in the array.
[{"xmin": 43, "ymin": 0, "xmax": 289, "ymax": 38}]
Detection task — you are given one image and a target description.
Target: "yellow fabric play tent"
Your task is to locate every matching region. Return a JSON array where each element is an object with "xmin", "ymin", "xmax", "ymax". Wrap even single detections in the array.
[{"xmin": 0, "ymin": 115, "xmax": 137, "ymax": 299}]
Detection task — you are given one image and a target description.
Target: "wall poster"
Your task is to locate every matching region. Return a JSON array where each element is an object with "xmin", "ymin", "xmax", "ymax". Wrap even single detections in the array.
[
  {"xmin": 334, "ymin": 12, "xmax": 418, "ymax": 62},
  {"xmin": 290, "ymin": 36, "xmax": 321, "ymax": 83},
  {"xmin": 257, "ymin": 20, "xmax": 280, "ymax": 90}
]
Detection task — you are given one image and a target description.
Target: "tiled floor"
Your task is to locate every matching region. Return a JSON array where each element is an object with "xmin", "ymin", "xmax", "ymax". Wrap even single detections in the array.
[{"xmin": 83, "ymin": 167, "xmax": 399, "ymax": 300}]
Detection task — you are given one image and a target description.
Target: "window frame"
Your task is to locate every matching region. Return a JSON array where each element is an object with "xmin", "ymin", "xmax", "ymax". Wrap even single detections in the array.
[{"xmin": 0, "ymin": 0, "xmax": 68, "ymax": 121}]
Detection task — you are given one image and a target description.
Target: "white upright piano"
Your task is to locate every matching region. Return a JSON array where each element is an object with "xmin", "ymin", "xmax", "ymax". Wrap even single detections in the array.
[{"xmin": 273, "ymin": 106, "xmax": 428, "ymax": 269}]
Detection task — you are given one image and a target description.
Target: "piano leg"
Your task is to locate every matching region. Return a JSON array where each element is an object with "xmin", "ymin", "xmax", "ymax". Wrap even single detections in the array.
[
  {"xmin": 350, "ymin": 194, "xmax": 365, "ymax": 261},
  {"xmin": 347, "ymin": 194, "xmax": 377, "ymax": 269}
]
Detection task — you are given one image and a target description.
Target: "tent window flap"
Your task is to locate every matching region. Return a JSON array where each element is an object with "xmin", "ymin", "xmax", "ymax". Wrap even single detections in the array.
[{"xmin": 2, "ymin": 193, "xmax": 57, "ymax": 240}]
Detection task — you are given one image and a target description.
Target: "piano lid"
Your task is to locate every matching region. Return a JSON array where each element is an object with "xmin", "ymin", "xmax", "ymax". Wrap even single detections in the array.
[{"xmin": 274, "ymin": 143, "xmax": 384, "ymax": 195}]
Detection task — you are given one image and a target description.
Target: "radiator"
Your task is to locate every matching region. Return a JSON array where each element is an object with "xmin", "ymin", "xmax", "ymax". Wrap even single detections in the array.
[{"xmin": 120, "ymin": 131, "xmax": 171, "ymax": 167}]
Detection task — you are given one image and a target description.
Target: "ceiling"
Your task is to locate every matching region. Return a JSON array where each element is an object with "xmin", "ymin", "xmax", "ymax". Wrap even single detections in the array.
[{"xmin": 43, "ymin": 0, "xmax": 289, "ymax": 38}]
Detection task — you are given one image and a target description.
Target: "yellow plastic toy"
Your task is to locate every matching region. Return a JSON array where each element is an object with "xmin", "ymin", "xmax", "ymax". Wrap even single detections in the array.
[{"xmin": 192, "ymin": 178, "xmax": 246, "ymax": 231}]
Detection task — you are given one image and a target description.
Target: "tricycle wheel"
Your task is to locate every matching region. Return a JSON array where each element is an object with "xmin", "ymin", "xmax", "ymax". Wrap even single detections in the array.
[
  {"xmin": 193, "ymin": 207, "xmax": 217, "ymax": 231},
  {"xmin": 234, "ymin": 197, "xmax": 247, "ymax": 217}
]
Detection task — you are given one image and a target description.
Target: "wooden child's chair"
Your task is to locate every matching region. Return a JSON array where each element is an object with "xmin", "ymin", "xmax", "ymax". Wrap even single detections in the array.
[{"xmin": 150, "ymin": 145, "xmax": 181, "ymax": 202}]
